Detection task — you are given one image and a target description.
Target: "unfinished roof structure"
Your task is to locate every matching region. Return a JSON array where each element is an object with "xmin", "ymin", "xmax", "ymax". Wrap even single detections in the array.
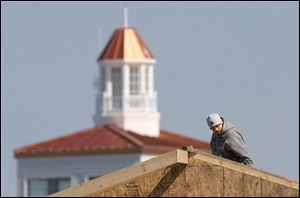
[{"xmin": 50, "ymin": 147, "xmax": 299, "ymax": 197}]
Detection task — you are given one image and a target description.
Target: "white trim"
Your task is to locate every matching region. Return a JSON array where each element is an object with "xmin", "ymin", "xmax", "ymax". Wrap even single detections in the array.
[
  {"xmin": 100, "ymin": 59, "xmax": 156, "ymax": 65},
  {"xmin": 140, "ymin": 154, "xmax": 157, "ymax": 162},
  {"xmin": 84, "ymin": 175, "xmax": 90, "ymax": 183},
  {"xmin": 148, "ymin": 65, "xmax": 154, "ymax": 95},
  {"xmin": 70, "ymin": 175, "xmax": 79, "ymax": 186},
  {"xmin": 105, "ymin": 66, "xmax": 112, "ymax": 97},
  {"xmin": 23, "ymin": 177, "xmax": 28, "ymax": 197}
]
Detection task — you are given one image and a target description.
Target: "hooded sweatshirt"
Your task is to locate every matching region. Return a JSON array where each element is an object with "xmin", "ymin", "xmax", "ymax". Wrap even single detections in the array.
[{"xmin": 210, "ymin": 119, "xmax": 254, "ymax": 166}]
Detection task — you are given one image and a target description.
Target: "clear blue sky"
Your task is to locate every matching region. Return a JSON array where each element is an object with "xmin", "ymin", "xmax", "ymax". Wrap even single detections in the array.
[{"xmin": 1, "ymin": 1, "xmax": 299, "ymax": 196}]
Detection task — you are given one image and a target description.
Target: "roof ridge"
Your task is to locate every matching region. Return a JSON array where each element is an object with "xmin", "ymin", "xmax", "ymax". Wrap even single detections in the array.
[
  {"xmin": 160, "ymin": 130, "xmax": 209, "ymax": 144},
  {"xmin": 15, "ymin": 128, "xmax": 96, "ymax": 152},
  {"xmin": 105, "ymin": 125, "xmax": 144, "ymax": 148}
]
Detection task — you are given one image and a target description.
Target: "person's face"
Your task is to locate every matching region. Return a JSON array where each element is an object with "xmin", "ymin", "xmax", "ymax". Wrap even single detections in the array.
[{"xmin": 210, "ymin": 123, "xmax": 223, "ymax": 135}]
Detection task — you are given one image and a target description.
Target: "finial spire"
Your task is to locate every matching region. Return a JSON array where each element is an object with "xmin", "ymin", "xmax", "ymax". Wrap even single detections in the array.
[{"xmin": 123, "ymin": 2, "xmax": 128, "ymax": 28}]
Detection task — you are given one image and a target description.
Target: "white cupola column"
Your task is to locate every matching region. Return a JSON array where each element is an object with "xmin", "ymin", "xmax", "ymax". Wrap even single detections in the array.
[
  {"xmin": 105, "ymin": 66, "xmax": 112, "ymax": 98},
  {"xmin": 148, "ymin": 64, "xmax": 154, "ymax": 96}
]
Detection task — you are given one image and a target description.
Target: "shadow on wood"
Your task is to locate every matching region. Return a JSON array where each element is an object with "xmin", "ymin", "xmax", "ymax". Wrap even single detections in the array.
[{"xmin": 148, "ymin": 164, "xmax": 186, "ymax": 197}]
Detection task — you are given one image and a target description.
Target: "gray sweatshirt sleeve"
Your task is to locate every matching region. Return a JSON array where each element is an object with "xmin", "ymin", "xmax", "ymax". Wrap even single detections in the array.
[{"xmin": 227, "ymin": 132, "xmax": 253, "ymax": 165}]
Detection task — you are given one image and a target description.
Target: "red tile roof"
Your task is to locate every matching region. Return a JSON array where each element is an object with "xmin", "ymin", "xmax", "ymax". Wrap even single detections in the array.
[
  {"xmin": 98, "ymin": 27, "xmax": 155, "ymax": 61},
  {"xmin": 14, "ymin": 125, "xmax": 211, "ymax": 158}
]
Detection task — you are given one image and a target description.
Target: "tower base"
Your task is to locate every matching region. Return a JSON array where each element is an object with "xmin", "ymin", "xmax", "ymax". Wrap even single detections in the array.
[{"xmin": 94, "ymin": 113, "xmax": 161, "ymax": 137}]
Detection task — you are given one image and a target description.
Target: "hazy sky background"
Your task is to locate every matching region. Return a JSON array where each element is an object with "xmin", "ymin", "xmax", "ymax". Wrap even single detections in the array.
[{"xmin": 1, "ymin": 1, "xmax": 299, "ymax": 196}]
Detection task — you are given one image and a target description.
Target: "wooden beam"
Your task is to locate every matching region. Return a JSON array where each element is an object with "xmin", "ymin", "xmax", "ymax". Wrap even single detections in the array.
[{"xmin": 49, "ymin": 149, "xmax": 188, "ymax": 197}]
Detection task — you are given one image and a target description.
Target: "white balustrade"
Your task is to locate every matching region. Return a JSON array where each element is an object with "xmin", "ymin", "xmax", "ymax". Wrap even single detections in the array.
[{"xmin": 101, "ymin": 94, "xmax": 157, "ymax": 114}]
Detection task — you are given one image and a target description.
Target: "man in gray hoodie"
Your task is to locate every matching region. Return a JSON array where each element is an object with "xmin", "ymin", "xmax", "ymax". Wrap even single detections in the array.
[{"xmin": 206, "ymin": 113, "xmax": 254, "ymax": 166}]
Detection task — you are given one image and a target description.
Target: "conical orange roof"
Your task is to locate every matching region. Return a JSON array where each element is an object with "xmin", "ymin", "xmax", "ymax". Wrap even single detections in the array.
[{"xmin": 98, "ymin": 27, "xmax": 155, "ymax": 61}]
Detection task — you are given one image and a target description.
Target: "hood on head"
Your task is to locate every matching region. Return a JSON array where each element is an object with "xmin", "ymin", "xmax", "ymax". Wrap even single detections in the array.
[{"xmin": 219, "ymin": 120, "xmax": 234, "ymax": 136}]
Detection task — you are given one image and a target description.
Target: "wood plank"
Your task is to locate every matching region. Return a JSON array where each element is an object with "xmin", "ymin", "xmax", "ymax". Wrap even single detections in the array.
[
  {"xmin": 90, "ymin": 164, "xmax": 187, "ymax": 197},
  {"xmin": 135, "ymin": 168, "xmax": 166, "ymax": 197},
  {"xmin": 187, "ymin": 147, "xmax": 298, "ymax": 196},
  {"xmin": 103, "ymin": 181, "xmax": 141, "ymax": 197},
  {"xmin": 243, "ymin": 174, "xmax": 261, "ymax": 197},
  {"xmin": 115, "ymin": 168, "xmax": 166, "ymax": 197},
  {"xmin": 88, "ymin": 169, "xmax": 166, "ymax": 197},
  {"xmin": 49, "ymin": 149, "xmax": 188, "ymax": 197},
  {"xmin": 147, "ymin": 164, "xmax": 187, "ymax": 197},
  {"xmin": 189, "ymin": 150, "xmax": 298, "ymax": 190},
  {"xmin": 165, "ymin": 164, "xmax": 186, "ymax": 197},
  {"xmin": 185, "ymin": 161, "xmax": 223, "ymax": 196},
  {"xmin": 223, "ymin": 168, "xmax": 243, "ymax": 197},
  {"xmin": 262, "ymin": 179, "xmax": 299, "ymax": 197}
]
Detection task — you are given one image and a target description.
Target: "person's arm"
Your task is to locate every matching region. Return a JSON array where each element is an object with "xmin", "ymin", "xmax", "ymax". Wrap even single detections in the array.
[{"xmin": 227, "ymin": 132, "xmax": 254, "ymax": 166}]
